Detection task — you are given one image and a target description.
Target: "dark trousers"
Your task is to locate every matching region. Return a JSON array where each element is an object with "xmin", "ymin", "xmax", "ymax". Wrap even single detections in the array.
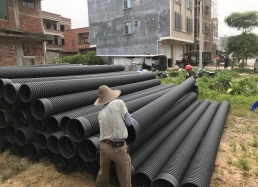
[{"xmin": 96, "ymin": 142, "xmax": 131, "ymax": 187}]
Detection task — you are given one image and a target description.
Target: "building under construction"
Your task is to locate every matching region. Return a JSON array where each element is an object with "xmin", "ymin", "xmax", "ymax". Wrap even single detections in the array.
[{"xmin": 186, "ymin": 0, "xmax": 218, "ymax": 59}]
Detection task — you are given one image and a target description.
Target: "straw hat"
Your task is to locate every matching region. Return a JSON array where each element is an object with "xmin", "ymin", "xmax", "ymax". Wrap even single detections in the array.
[{"xmin": 94, "ymin": 85, "xmax": 121, "ymax": 106}]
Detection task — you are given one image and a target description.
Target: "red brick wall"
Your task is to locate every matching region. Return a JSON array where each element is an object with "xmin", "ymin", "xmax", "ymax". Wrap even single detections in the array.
[
  {"xmin": 0, "ymin": 37, "xmax": 44, "ymax": 66},
  {"xmin": 18, "ymin": 0, "xmax": 43, "ymax": 33},
  {"xmin": 63, "ymin": 27, "xmax": 90, "ymax": 53},
  {"xmin": 0, "ymin": 0, "xmax": 16, "ymax": 30},
  {"xmin": 0, "ymin": 37, "xmax": 17, "ymax": 66},
  {"xmin": 0, "ymin": 0, "xmax": 43, "ymax": 33}
]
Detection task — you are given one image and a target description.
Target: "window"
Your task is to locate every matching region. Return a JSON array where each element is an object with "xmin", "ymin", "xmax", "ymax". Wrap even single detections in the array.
[
  {"xmin": 60, "ymin": 25, "xmax": 65, "ymax": 31},
  {"xmin": 187, "ymin": 17, "xmax": 193, "ymax": 33},
  {"xmin": 107, "ymin": 21, "xmax": 112, "ymax": 26},
  {"xmin": 0, "ymin": 0, "xmax": 8, "ymax": 20},
  {"xmin": 175, "ymin": 0, "xmax": 182, "ymax": 4},
  {"xmin": 53, "ymin": 23, "xmax": 57, "ymax": 30},
  {"xmin": 124, "ymin": 21, "xmax": 132, "ymax": 34},
  {"xmin": 61, "ymin": 39, "xmax": 65, "ymax": 45},
  {"xmin": 54, "ymin": 36, "xmax": 58, "ymax": 45},
  {"xmin": 135, "ymin": 21, "xmax": 140, "ymax": 27},
  {"xmin": 124, "ymin": 0, "xmax": 131, "ymax": 9},
  {"xmin": 47, "ymin": 40, "xmax": 52, "ymax": 45},
  {"xmin": 84, "ymin": 36, "xmax": 89, "ymax": 44},
  {"xmin": 46, "ymin": 22, "xmax": 51, "ymax": 29},
  {"xmin": 175, "ymin": 12, "xmax": 182, "ymax": 30},
  {"xmin": 72, "ymin": 39, "xmax": 75, "ymax": 44},
  {"xmin": 186, "ymin": 0, "xmax": 192, "ymax": 10},
  {"xmin": 23, "ymin": 0, "xmax": 35, "ymax": 8},
  {"xmin": 205, "ymin": 6, "xmax": 210, "ymax": 15}
]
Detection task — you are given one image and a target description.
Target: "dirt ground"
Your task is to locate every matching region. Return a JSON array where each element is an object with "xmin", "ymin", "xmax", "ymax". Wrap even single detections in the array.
[{"xmin": 0, "ymin": 114, "xmax": 257, "ymax": 187}]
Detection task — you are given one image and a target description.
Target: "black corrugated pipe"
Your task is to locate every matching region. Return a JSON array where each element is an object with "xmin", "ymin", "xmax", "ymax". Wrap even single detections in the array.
[
  {"xmin": 2, "ymin": 139, "xmax": 12, "ymax": 151},
  {"xmin": 76, "ymin": 155, "xmax": 91, "ymax": 173},
  {"xmin": 28, "ymin": 116, "xmax": 45, "ymax": 133},
  {"xmin": 0, "ymin": 98, "xmax": 4, "ymax": 108},
  {"xmin": 0, "ymin": 65, "xmax": 125, "ymax": 78},
  {"xmin": 20, "ymin": 72, "xmax": 156, "ymax": 103},
  {"xmin": 0, "ymin": 127, "xmax": 6, "ymax": 140},
  {"xmin": 180, "ymin": 100, "xmax": 230, "ymax": 187},
  {"xmin": 2, "ymin": 101, "xmax": 28, "ymax": 113},
  {"xmin": 14, "ymin": 126, "xmax": 34, "ymax": 146},
  {"xmin": 47, "ymin": 131, "xmax": 66, "ymax": 154},
  {"xmin": 78, "ymin": 134, "xmax": 100, "ymax": 162},
  {"xmin": 78, "ymin": 93, "xmax": 197, "ymax": 162},
  {"xmin": 32, "ymin": 78, "xmax": 161, "ymax": 120},
  {"xmin": 27, "ymin": 142, "xmax": 47, "ymax": 160},
  {"xmin": 0, "ymin": 139, "xmax": 3, "ymax": 152},
  {"xmin": 3, "ymin": 83, "xmax": 21, "ymax": 103},
  {"xmin": 129, "ymin": 92, "xmax": 197, "ymax": 153},
  {"xmin": 5, "ymin": 124, "xmax": 17, "ymax": 143},
  {"xmin": 109, "ymin": 99, "xmax": 200, "ymax": 187},
  {"xmin": 58, "ymin": 135, "xmax": 77, "ymax": 159},
  {"xmin": 0, "ymin": 71, "xmax": 135, "ymax": 101},
  {"xmin": 54, "ymin": 154, "xmax": 76, "ymax": 175},
  {"xmin": 35, "ymin": 131, "xmax": 51, "ymax": 150},
  {"xmin": 67, "ymin": 87, "xmax": 173, "ymax": 143},
  {"xmin": 47, "ymin": 150, "xmax": 56, "ymax": 164},
  {"xmin": 89, "ymin": 160, "xmax": 100, "ymax": 179},
  {"xmin": 13, "ymin": 142, "xmax": 27, "ymax": 157},
  {"xmin": 12, "ymin": 109, "xmax": 31, "ymax": 128},
  {"xmin": 0, "ymin": 109, "xmax": 13, "ymax": 128},
  {"xmin": 151, "ymin": 102, "xmax": 220, "ymax": 187},
  {"xmin": 132, "ymin": 100, "xmax": 210, "ymax": 187},
  {"xmin": 127, "ymin": 77, "xmax": 196, "ymax": 144},
  {"xmin": 59, "ymin": 83, "xmax": 170, "ymax": 133}
]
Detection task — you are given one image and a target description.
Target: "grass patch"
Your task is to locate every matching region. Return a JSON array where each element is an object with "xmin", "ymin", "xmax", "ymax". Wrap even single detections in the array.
[
  {"xmin": 0, "ymin": 151, "xmax": 29, "ymax": 182},
  {"xmin": 238, "ymin": 157, "xmax": 251, "ymax": 171}
]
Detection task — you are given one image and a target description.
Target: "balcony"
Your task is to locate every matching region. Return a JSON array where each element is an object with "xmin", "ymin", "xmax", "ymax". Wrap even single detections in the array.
[
  {"xmin": 44, "ymin": 28, "xmax": 63, "ymax": 36},
  {"xmin": 46, "ymin": 44, "xmax": 65, "ymax": 51}
]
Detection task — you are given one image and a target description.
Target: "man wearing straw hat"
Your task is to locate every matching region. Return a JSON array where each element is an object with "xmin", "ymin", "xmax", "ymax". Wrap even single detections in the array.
[{"xmin": 95, "ymin": 85, "xmax": 132, "ymax": 187}]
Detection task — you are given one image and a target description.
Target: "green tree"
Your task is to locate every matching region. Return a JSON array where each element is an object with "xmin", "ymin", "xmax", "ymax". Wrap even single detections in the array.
[
  {"xmin": 226, "ymin": 33, "xmax": 258, "ymax": 63},
  {"xmin": 224, "ymin": 11, "xmax": 258, "ymax": 33}
]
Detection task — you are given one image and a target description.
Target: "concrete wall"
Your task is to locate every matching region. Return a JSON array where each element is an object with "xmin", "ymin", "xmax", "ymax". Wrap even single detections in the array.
[
  {"xmin": 88, "ymin": 0, "xmax": 170, "ymax": 55},
  {"xmin": 45, "ymin": 51, "xmax": 60, "ymax": 64}
]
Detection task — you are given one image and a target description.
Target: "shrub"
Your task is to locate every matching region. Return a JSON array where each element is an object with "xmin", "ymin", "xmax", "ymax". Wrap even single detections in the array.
[{"xmin": 57, "ymin": 51, "xmax": 104, "ymax": 65}]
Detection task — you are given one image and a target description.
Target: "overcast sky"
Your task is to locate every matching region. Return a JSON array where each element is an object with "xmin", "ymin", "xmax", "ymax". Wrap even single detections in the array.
[{"xmin": 41, "ymin": 0, "xmax": 258, "ymax": 37}]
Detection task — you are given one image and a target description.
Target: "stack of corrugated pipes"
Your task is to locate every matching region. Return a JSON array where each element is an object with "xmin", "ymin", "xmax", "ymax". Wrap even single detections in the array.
[{"xmin": 0, "ymin": 64, "xmax": 230, "ymax": 187}]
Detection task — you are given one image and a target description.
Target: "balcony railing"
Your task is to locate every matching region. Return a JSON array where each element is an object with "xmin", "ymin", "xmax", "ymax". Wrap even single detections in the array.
[{"xmin": 46, "ymin": 44, "xmax": 65, "ymax": 51}]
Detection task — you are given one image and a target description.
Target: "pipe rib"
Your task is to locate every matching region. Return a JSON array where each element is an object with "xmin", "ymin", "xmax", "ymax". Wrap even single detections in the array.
[
  {"xmin": 20, "ymin": 72, "xmax": 156, "ymax": 102},
  {"xmin": 152, "ymin": 102, "xmax": 220, "ymax": 187},
  {"xmin": 0, "ymin": 71, "xmax": 135, "ymax": 101},
  {"xmin": 128, "ymin": 77, "xmax": 196, "ymax": 143},
  {"xmin": 31, "ymin": 78, "xmax": 161, "ymax": 120},
  {"xmin": 12, "ymin": 109, "xmax": 31, "ymax": 128},
  {"xmin": 132, "ymin": 100, "xmax": 210, "ymax": 187},
  {"xmin": 60, "ymin": 83, "xmax": 170, "ymax": 133},
  {"xmin": 76, "ymin": 155, "xmax": 91, "ymax": 173},
  {"xmin": 67, "ymin": 88, "xmax": 173, "ymax": 142},
  {"xmin": 58, "ymin": 135, "xmax": 77, "ymax": 159},
  {"xmin": 0, "ymin": 65, "xmax": 125, "ymax": 78},
  {"xmin": 14, "ymin": 126, "xmax": 34, "ymax": 146},
  {"xmin": 180, "ymin": 100, "xmax": 230, "ymax": 187}
]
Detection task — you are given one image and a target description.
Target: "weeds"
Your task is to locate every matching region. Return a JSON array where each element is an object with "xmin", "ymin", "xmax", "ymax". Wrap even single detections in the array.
[
  {"xmin": 238, "ymin": 157, "xmax": 251, "ymax": 171},
  {"xmin": 250, "ymin": 136, "xmax": 258, "ymax": 147}
]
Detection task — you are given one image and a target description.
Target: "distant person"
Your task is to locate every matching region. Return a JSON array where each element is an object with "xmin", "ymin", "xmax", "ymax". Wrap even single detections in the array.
[
  {"xmin": 224, "ymin": 55, "xmax": 230, "ymax": 69},
  {"xmin": 215, "ymin": 55, "xmax": 221, "ymax": 71},
  {"xmin": 185, "ymin": 65, "xmax": 199, "ymax": 98},
  {"xmin": 250, "ymin": 101, "xmax": 258, "ymax": 112}
]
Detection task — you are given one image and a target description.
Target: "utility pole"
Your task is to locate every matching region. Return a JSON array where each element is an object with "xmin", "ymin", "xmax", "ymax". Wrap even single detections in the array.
[{"xmin": 199, "ymin": 1, "xmax": 203, "ymax": 69}]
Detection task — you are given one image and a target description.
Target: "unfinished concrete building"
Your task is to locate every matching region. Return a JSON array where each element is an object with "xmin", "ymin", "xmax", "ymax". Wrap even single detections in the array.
[
  {"xmin": 186, "ymin": 0, "xmax": 218, "ymax": 59},
  {"xmin": 88, "ymin": 0, "xmax": 195, "ymax": 67}
]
